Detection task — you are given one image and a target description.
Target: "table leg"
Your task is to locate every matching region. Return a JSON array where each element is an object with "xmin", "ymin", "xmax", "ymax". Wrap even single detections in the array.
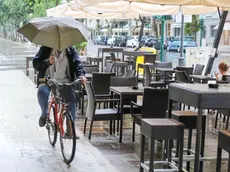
[
  {"xmin": 119, "ymin": 95, "xmax": 124, "ymax": 143},
  {"xmin": 164, "ymin": 71, "xmax": 167, "ymax": 87},
  {"xmin": 194, "ymin": 108, "xmax": 203, "ymax": 172},
  {"xmin": 102, "ymin": 52, "xmax": 104, "ymax": 72},
  {"xmin": 140, "ymin": 134, "xmax": 145, "ymax": 172},
  {"xmin": 167, "ymin": 99, "xmax": 173, "ymax": 118}
]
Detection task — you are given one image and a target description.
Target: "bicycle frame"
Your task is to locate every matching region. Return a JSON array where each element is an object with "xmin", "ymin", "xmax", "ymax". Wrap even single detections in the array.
[{"xmin": 47, "ymin": 95, "xmax": 65, "ymax": 136}]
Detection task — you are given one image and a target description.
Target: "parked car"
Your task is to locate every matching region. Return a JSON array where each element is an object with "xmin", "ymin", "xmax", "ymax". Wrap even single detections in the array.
[
  {"xmin": 164, "ymin": 36, "xmax": 174, "ymax": 49},
  {"xmin": 145, "ymin": 36, "xmax": 157, "ymax": 47},
  {"xmin": 126, "ymin": 36, "xmax": 138, "ymax": 48},
  {"xmin": 107, "ymin": 35, "xmax": 117, "ymax": 45},
  {"xmin": 99, "ymin": 36, "xmax": 107, "ymax": 45},
  {"xmin": 114, "ymin": 36, "xmax": 123, "ymax": 46},
  {"xmin": 118, "ymin": 36, "xmax": 130, "ymax": 47},
  {"xmin": 167, "ymin": 36, "xmax": 197, "ymax": 52},
  {"xmin": 93, "ymin": 36, "xmax": 102, "ymax": 44},
  {"xmin": 140, "ymin": 36, "xmax": 147, "ymax": 47}
]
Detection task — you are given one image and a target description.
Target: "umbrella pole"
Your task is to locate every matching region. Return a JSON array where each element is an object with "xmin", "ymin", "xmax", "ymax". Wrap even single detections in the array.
[
  {"xmin": 160, "ymin": 16, "xmax": 165, "ymax": 62},
  {"xmin": 204, "ymin": 10, "xmax": 228, "ymax": 75},
  {"xmin": 137, "ymin": 16, "xmax": 146, "ymax": 50},
  {"xmin": 178, "ymin": 14, "xmax": 184, "ymax": 66}
]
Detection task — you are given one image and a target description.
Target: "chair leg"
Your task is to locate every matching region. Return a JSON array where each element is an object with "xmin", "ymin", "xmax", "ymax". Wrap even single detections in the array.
[
  {"xmin": 225, "ymin": 115, "xmax": 230, "ymax": 129},
  {"xmin": 109, "ymin": 120, "xmax": 112, "ymax": 135},
  {"xmin": 132, "ymin": 121, "xmax": 135, "ymax": 142},
  {"xmin": 113, "ymin": 120, "xmax": 116, "ymax": 135},
  {"xmin": 117, "ymin": 120, "xmax": 119, "ymax": 133},
  {"xmin": 149, "ymin": 139, "xmax": 155, "ymax": 172},
  {"xmin": 89, "ymin": 120, "xmax": 94, "ymax": 140},
  {"xmin": 216, "ymin": 146, "xmax": 222, "ymax": 172},
  {"xmin": 83, "ymin": 118, "xmax": 87, "ymax": 134},
  {"xmin": 215, "ymin": 113, "xmax": 220, "ymax": 129},
  {"xmin": 81, "ymin": 95, "xmax": 84, "ymax": 115},
  {"xmin": 186, "ymin": 129, "xmax": 192, "ymax": 171},
  {"xmin": 139, "ymin": 134, "xmax": 145, "ymax": 172}
]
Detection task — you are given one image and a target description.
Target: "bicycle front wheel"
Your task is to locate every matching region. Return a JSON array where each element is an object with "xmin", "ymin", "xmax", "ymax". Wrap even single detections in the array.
[
  {"xmin": 47, "ymin": 105, "xmax": 58, "ymax": 146},
  {"xmin": 59, "ymin": 110, "xmax": 76, "ymax": 164}
]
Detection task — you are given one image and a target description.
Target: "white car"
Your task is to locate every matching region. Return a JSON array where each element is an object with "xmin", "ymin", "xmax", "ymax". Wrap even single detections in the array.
[
  {"xmin": 126, "ymin": 37, "xmax": 138, "ymax": 48},
  {"xmin": 107, "ymin": 37, "xmax": 115, "ymax": 45}
]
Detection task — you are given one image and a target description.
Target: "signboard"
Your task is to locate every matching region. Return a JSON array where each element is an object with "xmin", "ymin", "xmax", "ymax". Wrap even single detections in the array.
[{"xmin": 175, "ymin": 14, "xmax": 192, "ymax": 23}]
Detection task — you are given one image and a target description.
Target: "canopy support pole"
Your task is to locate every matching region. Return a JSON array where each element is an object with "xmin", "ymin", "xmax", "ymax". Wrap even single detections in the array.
[
  {"xmin": 160, "ymin": 16, "xmax": 165, "ymax": 62},
  {"xmin": 204, "ymin": 10, "xmax": 228, "ymax": 75},
  {"xmin": 178, "ymin": 14, "xmax": 184, "ymax": 66},
  {"xmin": 137, "ymin": 16, "xmax": 146, "ymax": 50}
]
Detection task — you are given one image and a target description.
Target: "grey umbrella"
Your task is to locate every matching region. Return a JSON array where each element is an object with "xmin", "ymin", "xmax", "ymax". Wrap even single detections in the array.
[{"xmin": 18, "ymin": 16, "xmax": 91, "ymax": 51}]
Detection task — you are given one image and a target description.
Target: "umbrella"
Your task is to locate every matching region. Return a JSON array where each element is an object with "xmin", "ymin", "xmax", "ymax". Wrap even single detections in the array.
[
  {"xmin": 74, "ymin": 0, "xmax": 230, "ymax": 8},
  {"xmin": 18, "ymin": 16, "xmax": 91, "ymax": 51},
  {"xmin": 46, "ymin": 3, "xmax": 140, "ymax": 19}
]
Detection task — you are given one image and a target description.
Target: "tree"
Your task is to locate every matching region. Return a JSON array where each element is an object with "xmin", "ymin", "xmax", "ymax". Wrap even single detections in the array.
[{"xmin": 185, "ymin": 15, "xmax": 200, "ymax": 39}]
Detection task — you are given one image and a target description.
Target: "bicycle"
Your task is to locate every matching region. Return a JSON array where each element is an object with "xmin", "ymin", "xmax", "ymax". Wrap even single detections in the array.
[{"xmin": 45, "ymin": 78, "xmax": 82, "ymax": 164}]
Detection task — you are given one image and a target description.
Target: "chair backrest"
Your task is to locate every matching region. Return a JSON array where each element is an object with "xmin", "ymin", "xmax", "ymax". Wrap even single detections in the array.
[
  {"xmin": 175, "ymin": 71, "xmax": 189, "ymax": 83},
  {"xmin": 109, "ymin": 52, "xmax": 116, "ymax": 61},
  {"xmin": 84, "ymin": 65, "xmax": 99, "ymax": 74},
  {"xmin": 84, "ymin": 82, "xmax": 96, "ymax": 120},
  {"xmin": 142, "ymin": 88, "xmax": 169, "ymax": 118},
  {"xmin": 104, "ymin": 63, "xmax": 114, "ymax": 73},
  {"xmin": 193, "ymin": 64, "xmax": 205, "ymax": 75},
  {"xmin": 110, "ymin": 76, "xmax": 137, "ymax": 87},
  {"xmin": 113, "ymin": 62, "xmax": 128, "ymax": 76},
  {"xmin": 125, "ymin": 69, "xmax": 136, "ymax": 77},
  {"xmin": 155, "ymin": 61, "xmax": 173, "ymax": 68},
  {"xmin": 92, "ymin": 72, "xmax": 116, "ymax": 95},
  {"xmin": 176, "ymin": 67, "xmax": 194, "ymax": 77},
  {"xmin": 143, "ymin": 64, "xmax": 151, "ymax": 86},
  {"xmin": 222, "ymin": 75, "xmax": 230, "ymax": 82},
  {"xmin": 144, "ymin": 53, "xmax": 156, "ymax": 64}
]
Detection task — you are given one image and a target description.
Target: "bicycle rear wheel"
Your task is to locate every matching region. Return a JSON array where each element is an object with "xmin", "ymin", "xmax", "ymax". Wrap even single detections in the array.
[
  {"xmin": 59, "ymin": 110, "xmax": 76, "ymax": 164},
  {"xmin": 46, "ymin": 105, "xmax": 58, "ymax": 146}
]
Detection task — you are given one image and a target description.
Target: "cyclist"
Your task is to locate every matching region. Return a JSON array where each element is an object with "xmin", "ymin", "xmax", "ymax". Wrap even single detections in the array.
[{"xmin": 33, "ymin": 46, "xmax": 86, "ymax": 127}]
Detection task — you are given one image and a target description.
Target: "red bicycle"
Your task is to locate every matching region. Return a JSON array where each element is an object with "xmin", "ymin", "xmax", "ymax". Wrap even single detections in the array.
[{"xmin": 46, "ymin": 78, "xmax": 82, "ymax": 164}]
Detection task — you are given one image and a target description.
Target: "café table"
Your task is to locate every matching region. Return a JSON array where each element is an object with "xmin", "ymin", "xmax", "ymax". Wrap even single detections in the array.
[
  {"xmin": 168, "ymin": 83, "xmax": 230, "ymax": 172},
  {"xmin": 155, "ymin": 68, "xmax": 175, "ymax": 84},
  {"xmin": 110, "ymin": 86, "xmax": 144, "ymax": 143},
  {"xmin": 122, "ymin": 49, "xmax": 152, "ymax": 69},
  {"xmin": 189, "ymin": 75, "xmax": 216, "ymax": 83}
]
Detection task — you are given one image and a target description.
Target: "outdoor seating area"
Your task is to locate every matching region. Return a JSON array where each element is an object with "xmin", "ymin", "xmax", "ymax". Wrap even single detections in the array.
[{"xmin": 64, "ymin": 46, "xmax": 230, "ymax": 172}]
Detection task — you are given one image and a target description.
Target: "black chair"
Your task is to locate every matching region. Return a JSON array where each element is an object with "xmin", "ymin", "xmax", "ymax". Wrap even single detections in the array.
[
  {"xmin": 83, "ymin": 82, "xmax": 120, "ymax": 140},
  {"xmin": 175, "ymin": 71, "xmax": 190, "ymax": 83},
  {"xmin": 143, "ymin": 64, "xmax": 165, "ymax": 88},
  {"xmin": 104, "ymin": 63, "xmax": 114, "ymax": 73},
  {"xmin": 88, "ymin": 57, "xmax": 103, "ymax": 72},
  {"xmin": 216, "ymin": 130, "xmax": 230, "ymax": 172},
  {"xmin": 84, "ymin": 65, "xmax": 99, "ymax": 74},
  {"xmin": 131, "ymin": 88, "xmax": 168, "ymax": 142},
  {"xmin": 110, "ymin": 76, "xmax": 137, "ymax": 87},
  {"xmin": 125, "ymin": 69, "xmax": 136, "ymax": 77},
  {"xmin": 112, "ymin": 62, "xmax": 128, "ymax": 76},
  {"xmin": 176, "ymin": 66, "xmax": 194, "ymax": 77},
  {"xmin": 92, "ymin": 72, "xmax": 116, "ymax": 97},
  {"xmin": 193, "ymin": 64, "xmax": 205, "ymax": 75}
]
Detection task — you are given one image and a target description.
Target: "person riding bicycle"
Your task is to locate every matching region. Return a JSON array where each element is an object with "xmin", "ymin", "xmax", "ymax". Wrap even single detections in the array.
[{"xmin": 33, "ymin": 46, "xmax": 86, "ymax": 127}]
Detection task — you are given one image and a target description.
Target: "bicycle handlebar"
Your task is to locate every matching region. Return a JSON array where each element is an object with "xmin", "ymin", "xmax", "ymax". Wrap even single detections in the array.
[{"xmin": 47, "ymin": 78, "xmax": 83, "ymax": 87}]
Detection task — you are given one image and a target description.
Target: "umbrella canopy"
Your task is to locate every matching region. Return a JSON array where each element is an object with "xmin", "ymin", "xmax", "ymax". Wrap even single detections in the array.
[
  {"xmin": 71, "ymin": 1, "xmax": 229, "ymax": 15},
  {"xmin": 74, "ymin": 0, "xmax": 230, "ymax": 8},
  {"xmin": 47, "ymin": 3, "xmax": 140, "ymax": 19},
  {"xmin": 18, "ymin": 16, "xmax": 91, "ymax": 51}
]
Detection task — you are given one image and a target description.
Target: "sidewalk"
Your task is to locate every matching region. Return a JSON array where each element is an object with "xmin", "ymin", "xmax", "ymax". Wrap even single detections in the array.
[{"xmin": 0, "ymin": 70, "xmax": 117, "ymax": 172}]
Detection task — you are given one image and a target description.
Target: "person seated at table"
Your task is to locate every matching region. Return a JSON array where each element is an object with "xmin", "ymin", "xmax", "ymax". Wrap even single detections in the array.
[{"xmin": 215, "ymin": 62, "xmax": 229, "ymax": 81}]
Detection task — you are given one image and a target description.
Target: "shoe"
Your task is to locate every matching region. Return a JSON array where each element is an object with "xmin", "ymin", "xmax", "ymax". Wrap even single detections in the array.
[{"xmin": 39, "ymin": 116, "xmax": 47, "ymax": 127}]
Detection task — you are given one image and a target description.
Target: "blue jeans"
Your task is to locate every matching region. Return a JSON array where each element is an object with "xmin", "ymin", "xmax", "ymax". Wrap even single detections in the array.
[{"xmin": 37, "ymin": 85, "xmax": 76, "ymax": 121}]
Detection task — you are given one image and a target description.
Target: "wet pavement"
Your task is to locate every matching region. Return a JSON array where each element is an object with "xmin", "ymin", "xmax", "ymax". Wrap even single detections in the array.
[
  {"xmin": 0, "ymin": 38, "xmax": 230, "ymax": 172},
  {"xmin": 0, "ymin": 70, "xmax": 118, "ymax": 172}
]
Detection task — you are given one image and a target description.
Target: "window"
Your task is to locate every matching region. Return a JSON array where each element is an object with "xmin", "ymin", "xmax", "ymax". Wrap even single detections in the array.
[
  {"xmin": 210, "ymin": 25, "xmax": 216, "ymax": 37},
  {"xmin": 174, "ymin": 28, "xmax": 180, "ymax": 37}
]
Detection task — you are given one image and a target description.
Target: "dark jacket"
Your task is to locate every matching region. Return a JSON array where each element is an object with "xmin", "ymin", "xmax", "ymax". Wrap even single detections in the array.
[{"xmin": 33, "ymin": 46, "xmax": 85, "ymax": 86}]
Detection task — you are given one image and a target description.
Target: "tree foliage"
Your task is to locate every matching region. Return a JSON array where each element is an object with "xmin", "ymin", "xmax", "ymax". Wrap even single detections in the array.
[{"xmin": 185, "ymin": 15, "xmax": 200, "ymax": 37}]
